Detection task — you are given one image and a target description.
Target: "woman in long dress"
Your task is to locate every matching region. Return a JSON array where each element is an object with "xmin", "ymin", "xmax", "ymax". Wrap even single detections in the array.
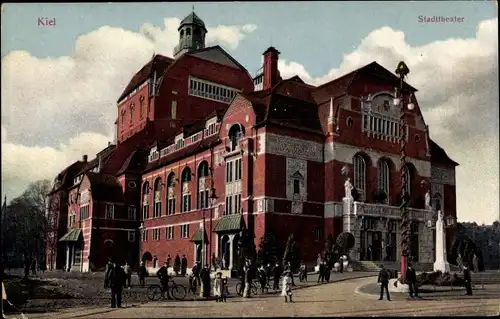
[{"xmin": 281, "ymin": 271, "xmax": 293, "ymax": 303}]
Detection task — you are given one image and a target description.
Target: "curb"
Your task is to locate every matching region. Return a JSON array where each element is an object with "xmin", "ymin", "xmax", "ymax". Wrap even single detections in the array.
[{"xmin": 292, "ymin": 274, "xmax": 378, "ymax": 292}]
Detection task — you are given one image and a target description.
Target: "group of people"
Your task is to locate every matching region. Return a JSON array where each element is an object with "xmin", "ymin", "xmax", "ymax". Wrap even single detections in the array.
[
  {"xmin": 23, "ymin": 257, "xmax": 45, "ymax": 277},
  {"xmin": 316, "ymin": 254, "xmax": 346, "ymax": 283},
  {"xmin": 152, "ymin": 253, "xmax": 189, "ymax": 276}
]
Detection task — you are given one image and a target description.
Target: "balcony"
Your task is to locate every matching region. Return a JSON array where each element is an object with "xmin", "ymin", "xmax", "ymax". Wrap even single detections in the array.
[{"xmin": 353, "ymin": 202, "xmax": 432, "ymax": 221}]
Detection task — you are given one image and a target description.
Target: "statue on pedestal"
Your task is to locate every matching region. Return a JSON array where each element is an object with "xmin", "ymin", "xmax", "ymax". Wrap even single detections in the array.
[
  {"xmin": 344, "ymin": 178, "xmax": 354, "ymax": 199},
  {"xmin": 425, "ymin": 190, "xmax": 431, "ymax": 209}
]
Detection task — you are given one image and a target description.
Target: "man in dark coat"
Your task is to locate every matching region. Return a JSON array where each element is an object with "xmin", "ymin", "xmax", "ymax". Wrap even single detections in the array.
[
  {"xmin": 200, "ymin": 264, "xmax": 211, "ymax": 298},
  {"xmin": 272, "ymin": 262, "xmax": 282, "ymax": 292},
  {"xmin": 377, "ymin": 265, "xmax": 391, "ymax": 301},
  {"xmin": 109, "ymin": 262, "xmax": 125, "ymax": 308},
  {"xmin": 317, "ymin": 262, "xmax": 325, "ymax": 283},
  {"xmin": 463, "ymin": 263, "xmax": 473, "ymax": 296},
  {"xmin": 157, "ymin": 262, "xmax": 171, "ymax": 299},
  {"xmin": 137, "ymin": 262, "xmax": 147, "ymax": 287},
  {"xmin": 406, "ymin": 263, "xmax": 419, "ymax": 298},
  {"xmin": 181, "ymin": 254, "xmax": 188, "ymax": 276}
]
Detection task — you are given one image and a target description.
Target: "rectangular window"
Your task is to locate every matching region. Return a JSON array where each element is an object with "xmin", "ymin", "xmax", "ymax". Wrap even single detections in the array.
[
  {"xmin": 105, "ymin": 204, "xmax": 114, "ymax": 219},
  {"xmin": 154, "ymin": 202, "xmax": 162, "ymax": 218},
  {"xmin": 153, "ymin": 229, "xmax": 160, "ymax": 241},
  {"xmin": 234, "ymin": 194, "xmax": 241, "ymax": 214},
  {"xmin": 293, "ymin": 179, "xmax": 300, "ymax": 194},
  {"xmin": 141, "ymin": 230, "xmax": 148, "ymax": 241},
  {"xmin": 171, "ymin": 100, "xmax": 177, "ymax": 120},
  {"xmin": 180, "ymin": 224, "xmax": 189, "ymax": 238},
  {"xmin": 128, "ymin": 205, "xmax": 136, "ymax": 220},
  {"xmin": 167, "ymin": 198, "xmax": 175, "ymax": 215},
  {"xmin": 80, "ymin": 205, "xmax": 89, "ymax": 220},
  {"xmin": 226, "ymin": 161, "xmax": 233, "ymax": 183},
  {"xmin": 182, "ymin": 194, "xmax": 191, "ymax": 212},
  {"xmin": 235, "ymin": 158, "xmax": 242, "ymax": 181},
  {"xmin": 314, "ymin": 228, "xmax": 322, "ymax": 241},
  {"xmin": 166, "ymin": 226, "xmax": 173, "ymax": 240},
  {"xmin": 142, "ymin": 204, "xmax": 149, "ymax": 219},
  {"xmin": 363, "ymin": 114, "xmax": 368, "ymax": 130},
  {"xmin": 128, "ymin": 231, "xmax": 135, "ymax": 242},
  {"xmin": 225, "ymin": 196, "xmax": 233, "ymax": 215}
]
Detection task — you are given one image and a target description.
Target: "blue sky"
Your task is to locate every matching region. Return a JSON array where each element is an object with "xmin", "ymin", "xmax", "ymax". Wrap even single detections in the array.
[
  {"xmin": 1, "ymin": 2, "xmax": 498, "ymax": 224},
  {"xmin": 2, "ymin": 1, "xmax": 497, "ymax": 76}
]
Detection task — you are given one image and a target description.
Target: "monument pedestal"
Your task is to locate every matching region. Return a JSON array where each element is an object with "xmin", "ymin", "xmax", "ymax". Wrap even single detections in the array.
[
  {"xmin": 388, "ymin": 278, "xmax": 409, "ymax": 293},
  {"xmin": 433, "ymin": 260, "xmax": 450, "ymax": 273},
  {"xmin": 433, "ymin": 211, "xmax": 450, "ymax": 273}
]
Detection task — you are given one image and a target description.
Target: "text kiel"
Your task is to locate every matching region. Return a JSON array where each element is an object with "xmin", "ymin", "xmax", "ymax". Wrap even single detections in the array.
[{"xmin": 38, "ymin": 17, "xmax": 56, "ymax": 26}]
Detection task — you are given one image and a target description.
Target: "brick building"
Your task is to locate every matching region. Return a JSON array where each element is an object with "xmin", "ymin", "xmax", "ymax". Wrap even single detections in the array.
[{"xmin": 46, "ymin": 11, "xmax": 458, "ymax": 273}]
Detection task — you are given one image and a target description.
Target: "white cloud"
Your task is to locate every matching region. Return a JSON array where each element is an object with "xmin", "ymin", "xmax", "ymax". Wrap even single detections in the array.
[
  {"xmin": 279, "ymin": 18, "xmax": 499, "ymax": 224},
  {"xmin": 1, "ymin": 16, "xmax": 257, "ymax": 200}
]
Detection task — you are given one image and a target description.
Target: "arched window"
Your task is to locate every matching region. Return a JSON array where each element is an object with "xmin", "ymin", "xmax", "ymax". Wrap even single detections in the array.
[
  {"xmin": 228, "ymin": 124, "xmax": 243, "ymax": 152},
  {"xmin": 197, "ymin": 161, "xmax": 210, "ymax": 209},
  {"xmin": 377, "ymin": 160, "xmax": 390, "ymax": 203},
  {"xmin": 154, "ymin": 178, "xmax": 162, "ymax": 218},
  {"xmin": 186, "ymin": 28, "xmax": 191, "ymax": 36},
  {"xmin": 433, "ymin": 192, "xmax": 442, "ymax": 211},
  {"xmin": 353, "ymin": 155, "xmax": 366, "ymax": 199},
  {"xmin": 181, "ymin": 168, "xmax": 192, "ymax": 212},
  {"xmin": 129, "ymin": 103, "xmax": 135, "ymax": 123},
  {"xmin": 180, "ymin": 29, "xmax": 184, "ymax": 38},
  {"xmin": 402, "ymin": 166, "xmax": 411, "ymax": 195},
  {"xmin": 142, "ymin": 182, "xmax": 150, "ymax": 220},
  {"xmin": 167, "ymin": 173, "xmax": 176, "ymax": 215}
]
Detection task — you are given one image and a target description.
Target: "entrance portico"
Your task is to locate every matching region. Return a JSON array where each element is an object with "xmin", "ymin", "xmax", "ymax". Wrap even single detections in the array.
[
  {"xmin": 214, "ymin": 215, "xmax": 245, "ymax": 273},
  {"xmin": 59, "ymin": 228, "xmax": 83, "ymax": 272}
]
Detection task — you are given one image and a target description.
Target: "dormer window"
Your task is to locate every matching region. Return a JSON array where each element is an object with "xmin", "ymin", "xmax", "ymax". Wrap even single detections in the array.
[{"xmin": 228, "ymin": 124, "xmax": 243, "ymax": 152}]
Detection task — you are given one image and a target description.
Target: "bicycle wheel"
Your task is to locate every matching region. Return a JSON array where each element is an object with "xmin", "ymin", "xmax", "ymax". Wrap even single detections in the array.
[
  {"xmin": 171, "ymin": 284, "xmax": 187, "ymax": 301},
  {"xmin": 235, "ymin": 283, "xmax": 243, "ymax": 296},
  {"xmin": 147, "ymin": 285, "xmax": 162, "ymax": 301}
]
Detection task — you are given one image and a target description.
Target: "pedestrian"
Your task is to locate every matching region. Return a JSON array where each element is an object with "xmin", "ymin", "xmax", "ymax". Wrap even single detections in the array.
[
  {"xmin": 367, "ymin": 245, "xmax": 372, "ymax": 261},
  {"xmin": 137, "ymin": 262, "xmax": 147, "ymax": 287},
  {"xmin": 30, "ymin": 259, "xmax": 37, "ymax": 276},
  {"xmin": 325, "ymin": 262, "xmax": 331, "ymax": 282},
  {"xmin": 472, "ymin": 254, "xmax": 479, "ymax": 273},
  {"xmin": 213, "ymin": 272, "xmax": 224, "ymax": 302},
  {"xmin": 153, "ymin": 255, "xmax": 158, "ymax": 268},
  {"xmin": 281, "ymin": 270, "xmax": 294, "ymax": 303},
  {"xmin": 192, "ymin": 263, "xmax": 200, "ymax": 286},
  {"xmin": 243, "ymin": 265, "xmax": 253, "ymax": 298},
  {"xmin": 272, "ymin": 262, "xmax": 282, "ymax": 292},
  {"xmin": 166, "ymin": 254, "xmax": 172, "ymax": 269},
  {"xmin": 377, "ymin": 264, "xmax": 391, "ymax": 301},
  {"xmin": 463, "ymin": 263, "xmax": 473, "ymax": 296},
  {"xmin": 406, "ymin": 263, "xmax": 419, "ymax": 298},
  {"xmin": 317, "ymin": 261, "xmax": 325, "ymax": 283},
  {"xmin": 104, "ymin": 259, "xmax": 113, "ymax": 289},
  {"xmin": 109, "ymin": 262, "xmax": 125, "ymax": 308},
  {"xmin": 157, "ymin": 262, "xmax": 171, "ymax": 299},
  {"xmin": 123, "ymin": 262, "xmax": 132, "ymax": 288},
  {"xmin": 299, "ymin": 262, "xmax": 307, "ymax": 282},
  {"xmin": 211, "ymin": 253, "xmax": 217, "ymax": 271},
  {"xmin": 257, "ymin": 265, "xmax": 267, "ymax": 293},
  {"xmin": 200, "ymin": 264, "xmax": 211, "ymax": 298},
  {"xmin": 180, "ymin": 254, "xmax": 187, "ymax": 276}
]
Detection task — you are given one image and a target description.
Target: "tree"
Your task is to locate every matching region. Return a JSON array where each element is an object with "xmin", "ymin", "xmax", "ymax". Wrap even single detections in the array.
[
  {"xmin": 45, "ymin": 195, "xmax": 61, "ymax": 270},
  {"xmin": 283, "ymin": 233, "xmax": 300, "ymax": 271},
  {"xmin": 257, "ymin": 230, "xmax": 278, "ymax": 266},
  {"xmin": 336, "ymin": 232, "xmax": 355, "ymax": 255}
]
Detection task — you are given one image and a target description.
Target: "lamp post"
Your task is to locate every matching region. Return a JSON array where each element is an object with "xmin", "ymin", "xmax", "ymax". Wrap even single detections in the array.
[{"xmin": 393, "ymin": 61, "xmax": 415, "ymax": 280}]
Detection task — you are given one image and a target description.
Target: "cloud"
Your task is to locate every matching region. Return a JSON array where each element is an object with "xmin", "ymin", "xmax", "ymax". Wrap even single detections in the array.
[
  {"xmin": 1, "ymin": 16, "xmax": 257, "ymax": 200},
  {"xmin": 278, "ymin": 18, "xmax": 499, "ymax": 224}
]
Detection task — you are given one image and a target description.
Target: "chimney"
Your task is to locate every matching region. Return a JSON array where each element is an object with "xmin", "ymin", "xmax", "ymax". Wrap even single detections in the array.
[
  {"xmin": 98, "ymin": 156, "xmax": 103, "ymax": 172},
  {"xmin": 327, "ymin": 97, "xmax": 335, "ymax": 134},
  {"xmin": 263, "ymin": 47, "xmax": 280, "ymax": 90},
  {"xmin": 82, "ymin": 155, "xmax": 88, "ymax": 162}
]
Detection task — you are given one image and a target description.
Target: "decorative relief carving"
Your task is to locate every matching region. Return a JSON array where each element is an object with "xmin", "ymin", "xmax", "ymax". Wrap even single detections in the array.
[
  {"xmin": 142, "ymin": 196, "xmax": 149, "ymax": 206},
  {"xmin": 257, "ymin": 199, "xmax": 263, "ymax": 213},
  {"xmin": 167, "ymin": 188, "xmax": 174, "ymax": 199},
  {"xmin": 266, "ymin": 134, "xmax": 322, "ymax": 162},
  {"xmin": 80, "ymin": 190, "xmax": 90, "ymax": 204},
  {"xmin": 154, "ymin": 191, "xmax": 161, "ymax": 202},
  {"xmin": 286, "ymin": 158, "xmax": 308, "ymax": 201},
  {"xmin": 353, "ymin": 202, "xmax": 429, "ymax": 221},
  {"xmin": 225, "ymin": 181, "xmax": 242, "ymax": 196},
  {"xmin": 182, "ymin": 182, "xmax": 190, "ymax": 194},
  {"xmin": 291, "ymin": 201, "xmax": 303, "ymax": 214},
  {"xmin": 431, "ymin": 167, "xmax": 455, "ymax": 185}
]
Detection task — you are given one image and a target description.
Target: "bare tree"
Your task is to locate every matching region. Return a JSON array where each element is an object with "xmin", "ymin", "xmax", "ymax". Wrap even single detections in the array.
[{"xmin": 45, "ymin": 194, "xmax": 60, "ymax": 270}]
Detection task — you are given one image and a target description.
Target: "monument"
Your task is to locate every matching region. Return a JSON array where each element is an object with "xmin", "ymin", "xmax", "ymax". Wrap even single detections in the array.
[{"xmin": 433, "ymin": 210, "xmax": 450, "ymax": 273}]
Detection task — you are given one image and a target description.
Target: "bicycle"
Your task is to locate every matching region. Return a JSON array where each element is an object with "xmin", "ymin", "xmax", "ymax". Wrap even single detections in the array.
[
  {"xmin": 146, "ymin": 278, "xmax": 187, "ymax": 301},
  {"xmin": 235, "ymin": 281, "xmax": 258, "ymax": 296},
  {"xmin": 253, "ymin": 280, "xmax": 270, "ymax": 294}
]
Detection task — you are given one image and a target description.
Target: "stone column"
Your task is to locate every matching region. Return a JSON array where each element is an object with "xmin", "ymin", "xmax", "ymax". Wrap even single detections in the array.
[
  {"xmin": 65, "ymin": 244, "xmax": 70, "ymax": 271},
  {"xmin": 228, "ymin": 234, "xmax": 235, "ymax": 270}
]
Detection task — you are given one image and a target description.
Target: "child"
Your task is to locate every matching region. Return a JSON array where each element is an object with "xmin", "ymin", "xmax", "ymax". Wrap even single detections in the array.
[
  {"xmin": 222, "ymin": 276, "xmax": 229, "ymax": 302},
  {"xmin": 281, "ymin": 270, "xmax": 293, "ymax": 303},
  {"xmin": 213, "ymin": 272, "xmax": 224, "ymax": 302}
]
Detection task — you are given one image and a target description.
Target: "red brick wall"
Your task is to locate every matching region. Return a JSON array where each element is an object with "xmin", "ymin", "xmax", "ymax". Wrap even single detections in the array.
[{"xmin": 117, "ymin": 85, "xmax": 150, "ymax": 143}]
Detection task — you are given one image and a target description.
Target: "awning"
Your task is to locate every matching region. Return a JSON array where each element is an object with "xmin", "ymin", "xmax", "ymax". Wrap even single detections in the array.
[
  {"xmin": 190, "ymin": 228, "xmax": 208, "ymax": 242},
  {"xmin": 214, "ymin": 215, "xmax": 245, "ymax": 233},
  {"xmin": 59, "ymin": 229, "xmax": 82, "ymax": 242}
]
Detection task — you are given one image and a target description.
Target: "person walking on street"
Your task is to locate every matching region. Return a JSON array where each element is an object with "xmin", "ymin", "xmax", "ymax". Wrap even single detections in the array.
[
  {"xmin": 123, "ymin": 262, "xmax": 133, "ymax": 288},
  {"xmin": 406, "ymin": 263, "xmax": 419, "ymax": 298},
  {"xmin": 317, "ymin": 261, "xmax": 325, "ymax": 283},
  {"xmin": 281, "ymin": 270, "xmax": 294, "ymax": 303},
  {"xmin": 272, "ymin": 262, "xmax": 282, "ymax": 292},
  {"xmin": 166, "ymin": 255, "xmax": 172, "ymax": 270},
  {"xmin": 109, "ymin": 262, "xmax": 125, "ymax": 308},
  {"xmin": 30, "ymin": 259, "xmax": 37, "ymax": 276},
  {"xmin": 201, "ymin": 265, "xmax": 211, "ymax": 298},
  {"xmin": 377, "ymin": 265, "xmax": 391, "ymax": 301},
  {"xmin": 137, "ymin": 262, "xmax": 147, "ymax": 287},
  {"xmin": 157, "ymin": 262, "xmax": 172, "ymax": 300},
  {"xmin": 463, "ymin": 263, "xmax": 473, "ymax": 296},
  {"xmin": 181, "ymin": 254, "xmax": 188, "ymax": 276}
]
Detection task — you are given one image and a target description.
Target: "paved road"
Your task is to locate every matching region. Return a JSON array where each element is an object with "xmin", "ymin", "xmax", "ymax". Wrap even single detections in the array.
[{"xmin": 27, "ymin": 275, "xmax": 500, "ymax": 318}]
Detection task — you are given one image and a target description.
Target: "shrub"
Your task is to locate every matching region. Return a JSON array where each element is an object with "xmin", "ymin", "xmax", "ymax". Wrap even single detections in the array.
[
  {"xmin": 336, "ymin": 232, "xmax": 355, "ymax": 254},
  {"xmin": 415, "ymin": 271, "xmax": 464, "ymax": 287}
]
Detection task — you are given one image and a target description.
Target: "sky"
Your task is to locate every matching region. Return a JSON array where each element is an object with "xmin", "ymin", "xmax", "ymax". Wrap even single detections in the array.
[{"xmin": 1, "ymin": 1, "xmax": 498, "ymax": 224}]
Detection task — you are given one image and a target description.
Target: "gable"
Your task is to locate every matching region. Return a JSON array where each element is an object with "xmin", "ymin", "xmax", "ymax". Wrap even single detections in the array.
[{"xmin": 189, "ymin": 46, "xmax": 243, "ymax": 70}]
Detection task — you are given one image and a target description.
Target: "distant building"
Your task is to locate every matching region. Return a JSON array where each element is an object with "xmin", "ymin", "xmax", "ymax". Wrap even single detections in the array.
[{"xmin": 46, "ymin": 11, "xmax": 458, "ymax": 273}]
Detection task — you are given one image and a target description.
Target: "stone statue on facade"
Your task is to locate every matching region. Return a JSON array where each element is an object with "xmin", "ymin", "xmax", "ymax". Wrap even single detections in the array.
[
  {"xmin": 344, "ymin": 178, "xmax": 354, "ymax": 199},
  {"xmin": 425, "ymin": 190, "xmax": 431, "ymax": 209},
  {"xmin": 437, "ymin": 210, "xmax": 444, "ymax": 222}
]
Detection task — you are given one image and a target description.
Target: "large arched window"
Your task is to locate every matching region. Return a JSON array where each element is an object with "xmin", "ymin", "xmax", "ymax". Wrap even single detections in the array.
[
  {"xmin": 142, "ymin": 182, "xmax": 150, "ymax": 220},
  {"xmin": 228, "ymin": 124, "xmax": 243, "ymax": 152},
  {"xmin": 433, "ymin": 192, "xmax": 442, "ymax": 211},
  {"xmin": 377, "ymin": 160, "xmax": 390, "ymax": 203},
  {"xmin": 402, "ymin": 165, "xmax": 411, "ymax": 195},
  {"xmin": 154, "ymin": 178, "xmax": 162, "ymax": 218},
  {"xmin": 353, "ymin": 154, "xmax": 366, "ymax": 199},
  {"xmin": 181, "ymin": 167, "xmax": 192, "ymax": 212},
  {"xmin": 197, "ymin": 161, "xmax": 210, "ymax": 209},
  {"xmin": 167, "ymin": 173, "xmax": 176, "ymax": 215}
]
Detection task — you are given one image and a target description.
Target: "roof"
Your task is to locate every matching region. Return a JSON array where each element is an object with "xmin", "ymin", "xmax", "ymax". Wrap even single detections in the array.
[
  {"xmin": 214, "ymin": 214, "xmax": 245, "ymax": 232},
  {"xmin": 179, "ymin": 12, "xmax": 207, "ymax": 31},
  {"xmin": 190, "ymin": 228, "xmax": 208, "ymax": 242},
  {"xmin": 143, "ymin": 135, "xmax": 220, "ymax": 174},
  {"xmin": 76, "ymin": 144, "xmax": 116, "ymax": 176},
  {"xmin": 86, "ymin": 172, "xmax": 124, "ymax": 202},
  {"xmin": 59, "ymin": 228, "xmax": 82, "ymax": 242},
  {"xmin": 117, "ymin": 54, "xmax": 174, "ymax": 102},
  {"xmin": 116, "ymin": 149, "xmax": 148, "ymax": 176},
  {"xmin": 188, "ymin": 46, "xmax": 250, "ymax": 74},
  {"xmin": 48, "ymin": 160, "xmax": 87, "ymax": 195},
  {"xmin": 429, "ymin": 139, "xmax": 459, "ymax": 166}
]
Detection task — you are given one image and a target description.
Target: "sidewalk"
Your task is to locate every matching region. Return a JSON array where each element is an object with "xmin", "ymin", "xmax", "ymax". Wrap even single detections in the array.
[{"xmin": 31, "ymin": 272, "xmax": 376, "ymax": 319}]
